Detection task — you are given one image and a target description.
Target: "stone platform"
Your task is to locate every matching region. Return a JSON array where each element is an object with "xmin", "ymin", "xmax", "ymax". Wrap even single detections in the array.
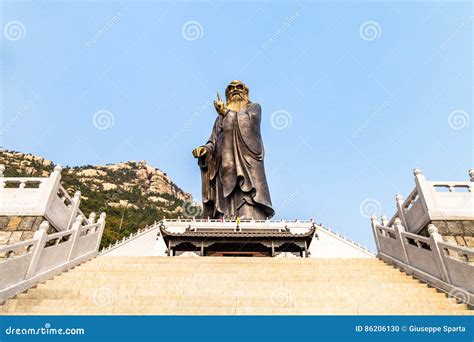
[{"xmin": 101, "ymin": 219, "xmax": 374, "ymax": 258}]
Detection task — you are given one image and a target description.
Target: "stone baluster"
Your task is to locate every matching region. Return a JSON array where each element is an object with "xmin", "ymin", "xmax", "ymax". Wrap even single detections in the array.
[
  {"xmin": 19, "ymin": 180, "xmax": 26, "ymax": 189},
  {"xmin": 427, "ymin": 224, "xmax": 450, "ymax": 283},
  {"xmin": 89, "ymin": 212, "xmax": 97, "ymax": 224},
  {"xmin": 40, "ymin": 164, "xmax": 63, "ymax": 214},
  {"xmin": 67, "ymin": 215, "xmax": 84, "ymax": 261},
  {"xmin": 73, "ymin": 191, "xmax": 81, "ymax": 203},
  {"xmin": 393, "ymin": 218, "xmax": 409, "ymax": 264},
  {"xmin": 65, "ymin": 191, "xmax": 81, "ymax": 229},
  {"xmin": 0, "ymin": 164, "xmax": 5, "ymax": 189},
  {"xmin": 370, "ymin": 215, "xmax": 381, "ymax": 253},
  {"xmin": 26, "ymin": 221, "xmax": 50, "ymax": 278},
  {"xmin": 94, "ymin": 212, "xmax": 107, "ymax": 251},
  {"xmin": 413, "ymin": 167, "xmax": 435, "ymax": 216},
  {"xmin": 395, "ymin": 193, "xmax": 408, "ymax": 228}
]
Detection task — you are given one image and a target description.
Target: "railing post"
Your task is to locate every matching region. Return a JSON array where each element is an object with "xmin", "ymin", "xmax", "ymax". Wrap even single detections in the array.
[
  {"xmin": 95, "ymin": 212, "xmax": 107, "ymax": 251},
  {"xmin": 370, "ymin": 215, "xmax": 381, "ymax": 253},
  {"xmin": 395, "ymin": 193, "xmax": 407, "ymax": 228},
  {"xmin": 67, "ymin": 215, "xmax": 83, "ymax": 261},
  {"xmin": 25, "ymin": 221, "xmax": 49, "ymax": 278},
  {"xmin": 427, "ymin": 224, "xmax": 451, "ymax": 283},
  {"xmin": 88, "ymin": 212, "xmax": 97, "ymax": 224},
  {"xmin": 394, "ymin": 218, "xmax": 410, "ymax": 265},
  {"xmin": 413, "ymin": 168, "xmax": 435, "ymax": 218},
  {"xmin": 66, "ymin": 191, "xmax": 81, "ymax": 230},
  {"xmin": 0, "ymin": 164, "xmax": 4, "ymax": 189},
  {"xmin": 41, "ymin": 165, "xmax": 63, "ymax": 213}
]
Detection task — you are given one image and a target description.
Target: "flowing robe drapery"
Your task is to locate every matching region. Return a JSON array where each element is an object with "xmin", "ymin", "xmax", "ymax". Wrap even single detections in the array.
[{"xmin": 198, "ymin": 102, "xmax": 274, "ymax": 219}]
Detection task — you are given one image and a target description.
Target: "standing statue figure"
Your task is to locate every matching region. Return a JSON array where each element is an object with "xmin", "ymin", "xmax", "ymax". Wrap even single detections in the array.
[{"xmin": 192, "ymin": 80, "xmax": 274, "ymax": 220}]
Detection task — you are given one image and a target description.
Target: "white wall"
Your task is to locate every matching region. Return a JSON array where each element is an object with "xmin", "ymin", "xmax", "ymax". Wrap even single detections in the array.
[{"xmin": 102, "ymin": 224, "xmax": 374, "ymax": 258}]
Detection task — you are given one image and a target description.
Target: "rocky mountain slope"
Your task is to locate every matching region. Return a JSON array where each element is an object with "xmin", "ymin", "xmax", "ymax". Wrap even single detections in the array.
[{"xmin": 0, "ymin": 149, "xmax": 201, "ymax": 248}]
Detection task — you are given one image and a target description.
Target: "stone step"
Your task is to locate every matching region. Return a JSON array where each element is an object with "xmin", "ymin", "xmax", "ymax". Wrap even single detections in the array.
[
  {"xmin": 6, "ymin": 295, "xmax": 461, "ymax": 309},
  {"xmin": 49, "ymin": 275, "xmax": 421, "ymax": 284},
  {"xmin": 2, "ymin": 305, "xmax": 471, "ymax": 316},
  {"xmin": 16, "ymin": 287, "xmax": 447, "ymax": 300},
  {"xmin": 35, "ymin": 281, "xmax": 435, "ymax": 292},
  {"xmin": 2, "ymin": 256, "xmax": 471, "ymax": 315},
  {"xmin": 21, "ymin": 287, "xmax": 446, "ymax": 300},
  {"xmin": 94, "ymin": 257, "xmax": 381, "ymax": 264}
]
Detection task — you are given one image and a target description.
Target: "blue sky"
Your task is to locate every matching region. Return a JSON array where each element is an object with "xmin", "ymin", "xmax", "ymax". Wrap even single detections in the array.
[{"xmin": 1, "ymin": 1, "xmax": 472, "ymax": 250}]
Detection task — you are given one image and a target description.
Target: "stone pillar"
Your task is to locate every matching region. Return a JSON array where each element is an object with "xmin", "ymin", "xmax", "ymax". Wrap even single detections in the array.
[
  {"xmin": 67, "ymin": 215, "xmax": 84, "ymax": 261},
  {"xmin": 395, "ymin": 193, "xmax": 407, "ymax": 228},
  {"xmin": 413, "ymin": 168, "xmax": 434, "ymax": 220},
  {"xmin": 427, "ymin": 224, "xmax": 450, "ymax": 283},
  {"xmin": 25, "ymin": 221, "xmax": 49, "ymax": 278},
  {"xmin": 94, "ymin": 212, "xmax": 106, "ymax": 252},
  {"xmin": 394, "ymin": 218, "xmax": 409, "ymax": 265},
  {"xmin": 89, "ymin": 212, "xmax": 97, "ymax": 224},
  {"xmin": 66, "ymin": 191, "xmax": 81, "ymax": 230},
  {"xmin": 41, "ymin": 165, "xmax": 63, "ymax": 213},
  {"xmin": 370, "ymin": 215, "xmax": 381, "ymax": 253}
]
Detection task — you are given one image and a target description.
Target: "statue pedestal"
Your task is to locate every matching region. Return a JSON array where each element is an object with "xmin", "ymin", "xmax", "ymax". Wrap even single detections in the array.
[{"xmin": 101, "ymin": 219, "xmax": 373, "ymax": 259}]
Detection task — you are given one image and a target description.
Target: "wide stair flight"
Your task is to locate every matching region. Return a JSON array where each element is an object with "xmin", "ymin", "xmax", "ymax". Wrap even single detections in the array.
[{"xmin": 0, "ymin": 256, "xmax": 471, "ymax": 315}]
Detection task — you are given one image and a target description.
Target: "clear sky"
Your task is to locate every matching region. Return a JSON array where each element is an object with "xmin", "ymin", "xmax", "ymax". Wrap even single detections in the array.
[{"xmin": 1, "ymin": 1, "xmax": 472, "ymax": 250}]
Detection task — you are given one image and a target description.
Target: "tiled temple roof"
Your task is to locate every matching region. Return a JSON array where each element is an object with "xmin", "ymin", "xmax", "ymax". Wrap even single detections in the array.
[{"xmin": 159, "ymin": 225, "xmax": 316, "ymax": 238}]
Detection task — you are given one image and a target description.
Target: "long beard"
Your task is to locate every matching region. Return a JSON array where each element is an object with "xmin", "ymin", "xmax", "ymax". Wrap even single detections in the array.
[{"xmin": 226, "ymin": 96, "xmax": 249, "ymax": 112}]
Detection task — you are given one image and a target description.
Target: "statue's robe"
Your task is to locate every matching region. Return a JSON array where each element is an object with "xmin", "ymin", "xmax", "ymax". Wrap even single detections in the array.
[{"xmin": 198, "ymin": 102, "xmax": 274, "ymax": 219}]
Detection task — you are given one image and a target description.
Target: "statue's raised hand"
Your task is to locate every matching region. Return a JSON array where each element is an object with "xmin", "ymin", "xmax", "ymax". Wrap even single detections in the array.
[
  {"xmin": 192, "ymin": 146, "xmax": 207, "ymax": 158},
  {"xmin": 214, "ymin": 92, "xmax": 227, "ymax": 116}
]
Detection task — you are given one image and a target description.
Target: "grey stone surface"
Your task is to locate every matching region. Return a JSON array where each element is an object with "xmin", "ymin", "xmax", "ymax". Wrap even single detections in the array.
[
  {"xmin": 0, "ymin": 217, "xmax": 9, "ymax": 230},
  {"xmin": 18, "ymin": 217, "xmax": 37, "ymax": 231},
  {"xmin": 419, "ymin": 220, "xmax": 474, "ymax": 247},
  {"xmin": 0, "ymin": 216, "xmax": 48, "ymax": 245}
]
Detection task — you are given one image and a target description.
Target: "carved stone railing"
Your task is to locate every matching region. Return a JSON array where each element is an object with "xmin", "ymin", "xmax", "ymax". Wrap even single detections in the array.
[
  {"xmin": 0, "ymin": 213, "xmax": 106, "ymax": 301},
  {"xmin": 0, "ymin": 164, "xmax": 90, "ymax": 231},
  {"xmin": 163, "ymin": 217, "xmax": 316, "ymax": 231},
  {"xmin": 371, "ymin": 216, "xmax": 473, "ymax": 306},
  {"xmin": 387, "ymin": 168, "xmax": 473, "ymax": 233},
  {"xmin": 100, "ymin": 222, "xmax": 158, "ymax": 254}
]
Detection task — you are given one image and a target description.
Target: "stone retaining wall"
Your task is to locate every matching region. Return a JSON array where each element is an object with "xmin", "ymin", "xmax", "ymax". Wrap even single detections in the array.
[
  {"xmin": 0, "ymin": 216, "xmax": 56, "ymax": 245},
  {"xmin": 419, "ymin": 220, "xmax": 474, "ymax": 248}
]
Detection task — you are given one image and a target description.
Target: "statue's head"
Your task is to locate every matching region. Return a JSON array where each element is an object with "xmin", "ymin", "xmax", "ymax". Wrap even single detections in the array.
[{"xmin": 225, "ymin": 80, "xmax": 249, "ymax": 111}]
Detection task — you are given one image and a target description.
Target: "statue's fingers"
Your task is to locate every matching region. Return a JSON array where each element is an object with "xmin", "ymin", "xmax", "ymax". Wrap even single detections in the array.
[{"xmin": 217, "ymin": 92, "xmax": 222, "ymax": 102}]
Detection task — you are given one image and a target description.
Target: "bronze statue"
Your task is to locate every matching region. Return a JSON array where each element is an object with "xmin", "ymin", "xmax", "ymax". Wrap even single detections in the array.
[{"xmin": 192, "ymin": 80, "xmax": 274, "ymax": 220}]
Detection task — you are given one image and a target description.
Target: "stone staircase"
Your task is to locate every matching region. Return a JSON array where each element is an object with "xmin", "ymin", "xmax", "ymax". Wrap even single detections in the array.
[{"xmin": 0, "ymin": 257, "xmax": 472, "ymax": 315}]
